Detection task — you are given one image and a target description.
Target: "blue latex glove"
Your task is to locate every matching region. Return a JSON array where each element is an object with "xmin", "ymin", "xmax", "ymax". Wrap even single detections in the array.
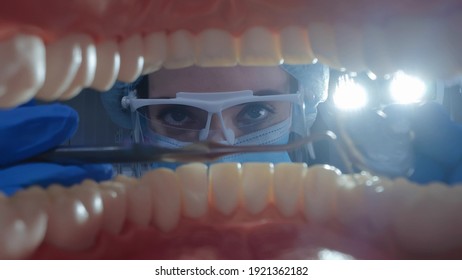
[
  {"xmin": 0, "ymin": 102, "xmax": 114, "ymax": 196},
  {"xmin": 383, "ymin": 102, "xmax": 462, "ymax": 185}
]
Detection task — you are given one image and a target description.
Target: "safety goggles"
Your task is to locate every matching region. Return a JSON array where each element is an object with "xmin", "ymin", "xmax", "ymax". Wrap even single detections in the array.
[{"xmin": 122, "ymin": 90, "xmax": 303, "ymax": 144}]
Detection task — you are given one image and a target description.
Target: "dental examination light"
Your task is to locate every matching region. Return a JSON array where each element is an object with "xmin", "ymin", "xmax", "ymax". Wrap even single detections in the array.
[
  {"xmin": 327, "ymin": 70, "xmax": 435, "ymax": 112},
  {"xmin": 389, "ymin": 71, "xmax": 427, "ymax": 104},
  {"xmin": 332, "ymin": 76, "xmax": 368, "ymax": 110}
]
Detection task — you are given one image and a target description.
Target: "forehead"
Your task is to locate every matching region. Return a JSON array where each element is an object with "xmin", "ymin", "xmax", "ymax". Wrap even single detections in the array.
[{"xmin": 148, "ymin": 65, "xmax": 289, "ymax": 97}]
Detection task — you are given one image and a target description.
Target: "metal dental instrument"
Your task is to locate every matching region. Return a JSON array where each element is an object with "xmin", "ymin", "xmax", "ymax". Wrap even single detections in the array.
[{"xmin": 30, "ymin": 131, "xmax": 338, "ymax": 164}]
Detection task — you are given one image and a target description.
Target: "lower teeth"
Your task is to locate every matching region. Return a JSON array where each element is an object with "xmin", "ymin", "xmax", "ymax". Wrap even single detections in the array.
[{"xmin": 2, "ymin": 163, "xmax": 460, "ymax": 259}]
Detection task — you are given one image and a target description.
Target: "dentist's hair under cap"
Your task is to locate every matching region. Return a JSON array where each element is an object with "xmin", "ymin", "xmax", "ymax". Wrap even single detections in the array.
[{"xmin": 100, "ymin": 64, "xmax": 330, "ymax": 130}]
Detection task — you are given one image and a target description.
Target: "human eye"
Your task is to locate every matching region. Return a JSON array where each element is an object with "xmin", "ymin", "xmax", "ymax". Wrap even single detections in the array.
[
  {"xmin": 235, "ymin": 102, "xmax": 276, "ymax": 129},
  {"xmin": 155, "ymin": 105, "xmax": 196, "ymax": 128}
]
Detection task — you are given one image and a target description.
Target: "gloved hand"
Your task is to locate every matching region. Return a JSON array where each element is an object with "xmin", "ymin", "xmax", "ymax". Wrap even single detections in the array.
[
  {"xmin": 0, "ymin": 102, "xmax": 114, "ymax": 196},
  {"xmin": 342, "ymin": 101, "xmax": 462, "ymax": 185},
  {"xmin": 383, "ymin": 102, "xmax": 462, "ymax": 185}
]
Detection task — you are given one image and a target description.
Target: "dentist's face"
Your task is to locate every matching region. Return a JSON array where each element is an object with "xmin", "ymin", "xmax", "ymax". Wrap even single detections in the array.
[{"xmin": 146, "ymin": 66, "xmax": 294, "ymax": 142}]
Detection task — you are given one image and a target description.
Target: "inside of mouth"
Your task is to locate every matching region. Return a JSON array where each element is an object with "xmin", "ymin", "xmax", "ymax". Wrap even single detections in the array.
[
  {"xmin": 30, "ymin": 220, "xmax": 386, "ymax": 260},
  {"xmin": 2, "ymin": 1, "xmax": 462, "ymax": 261}
]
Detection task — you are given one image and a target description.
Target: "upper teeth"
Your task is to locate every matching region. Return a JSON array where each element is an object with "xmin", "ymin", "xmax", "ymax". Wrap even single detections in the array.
[
  {"xmin": 35, "ymin": 35, "xmax": 83, "ymax": 101},
  {"xmin": 0, "ymin": 34, "xmax": 45, "ymax": 108},
  {"xmin": 91, "ymin": 40, "xmax": 120, "ymax": 91},
  {"xmin": 2, "ymin": 19, "xmax": 461, "ymax": 108}
]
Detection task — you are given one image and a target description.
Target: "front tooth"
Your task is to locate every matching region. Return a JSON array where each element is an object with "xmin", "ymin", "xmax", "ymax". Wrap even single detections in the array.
[
  {"xmin": 443, "ymin": 13, "xmax": 462, "ymax": 77},
  {"xmin": 363, "ymin": 25, "xmax": 396, "ymax": 77},
  {"xmin": 385, "ymin": 16, "xmax": 462, "ymax": 79},
  {"xmin": 45, "ymin": 184, "xmax": 101, "ymax": 250},
  {"xmin": 142, "ymin": 32, "xmax": 167, "ymax": 74},
  {"xmin": 279, "ymin": 26, "xmax": 316, "ymax": 64},
  {"xmin": 303, "ymin": 165, "xmax": 340, "ymax": 223},
  {"xmin": 163, "ymin": 30, "xmax": 195, "ymax": 69},
  {"xmin": 141, "ymin": 169, "xmax": 181, "ymax": 232},
  {"xmin": 115, "ymin": 175, "xmax": 152, "ymax": 227},
  {"xmin": 0, "ymin": 34, "xmax": 45, "ymax": 108},
  {"xmin": 241, "ymin": 163, "xmax": 273, "ymax": 215},
  {"xmin": 362, "ymin": 177, "xmax": 419, "ymax": 239},
  {"xmin": 35, "ymin": 35, "xmax": 82, "ymax": 100},
  {"xmin": 0, "ymin": 188, "xmax": 48, "ymax": 259},
  {"xmin": 307, "ymin": 22, "xmax": 342, "ymax": 70},
  {"xmin": 0, "ymin": 198, "xmax": 26, "ymax": 259},
  {"xmin": 273, "ymin": 163, "xmax": 306, "ymax": 217},
  {"xmin": 238, "ymin": 27, "xmax": 282, "ymax": 66},
  {"xmin": 334, "ymin": 173, "xmax": 377, "ymax": 234},
  {"xmin": 210, "ymin": 163, "xmax": 241, "ymax": 216},
  {"xmin": 117, "ymin": 34, "xmax": 144, "ymax": 82},
  {"xmin": 59, "ymin": 34, "xmax": 97, "ymax": 100},
  {"xmin": 99, "ymin": 180, "xmax": 127, "ymax": 235},
  {"xmin": 176, "ymin": 163, "xmax": 209, "ymax": 219},
  {"xmin": 69, "ymin": 181, "xmax": 104, "ymax": 234},
  {"xmin": 10, "ymin": 187, "xmax": 48, "ymax": 253},
  {"xmin": 392, "ymin": 182, "xmax": 462, "ymax": 254},
  {"xmin": 196, "ymin": 29, "xmax": 237, "ymax": 67},
  {"xmin": 91, "ymin": 40, "xmax": 120, "ymax": 91},
  {"xmin": 334, "ymin": 24, "xmax": 367, "ymax": 73}
]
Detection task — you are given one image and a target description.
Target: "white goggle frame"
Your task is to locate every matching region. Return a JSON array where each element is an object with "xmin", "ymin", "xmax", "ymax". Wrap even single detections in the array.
[{"xmin": 122, "ymin": 90, "xmax": 302, "ymax": 144}]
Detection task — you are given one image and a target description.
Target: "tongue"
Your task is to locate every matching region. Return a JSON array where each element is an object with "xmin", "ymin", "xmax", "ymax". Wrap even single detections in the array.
[{"xmin": 29, "ymin": 215, "xmax": 399, "ymax": 260}]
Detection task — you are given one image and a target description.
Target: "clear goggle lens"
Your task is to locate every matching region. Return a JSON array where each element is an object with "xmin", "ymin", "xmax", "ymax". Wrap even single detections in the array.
[{"xmin": 137, "ymin": 100, "xmax": 294, "ymax": 143}]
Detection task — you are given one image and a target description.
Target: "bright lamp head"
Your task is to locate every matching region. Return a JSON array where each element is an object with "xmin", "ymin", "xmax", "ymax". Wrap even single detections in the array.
[
  {"xmin": 389, "ymin": 71, "xmax": 427, "ymax": 104},
  {"xmin": 333, "ymin": 76, "xmax": 368, "ymax": 111}
]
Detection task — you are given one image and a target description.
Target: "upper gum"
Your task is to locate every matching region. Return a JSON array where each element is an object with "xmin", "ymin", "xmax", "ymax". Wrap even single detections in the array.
[{"xmin": 2, "ymin": 0, "xmax": 457, "ymax": 39}]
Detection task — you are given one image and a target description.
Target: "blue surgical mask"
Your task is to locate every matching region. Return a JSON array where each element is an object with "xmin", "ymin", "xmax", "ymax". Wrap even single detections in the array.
[{"xmin": 211, "ymin": 133, "xmax": 291, "ymax": 164}]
